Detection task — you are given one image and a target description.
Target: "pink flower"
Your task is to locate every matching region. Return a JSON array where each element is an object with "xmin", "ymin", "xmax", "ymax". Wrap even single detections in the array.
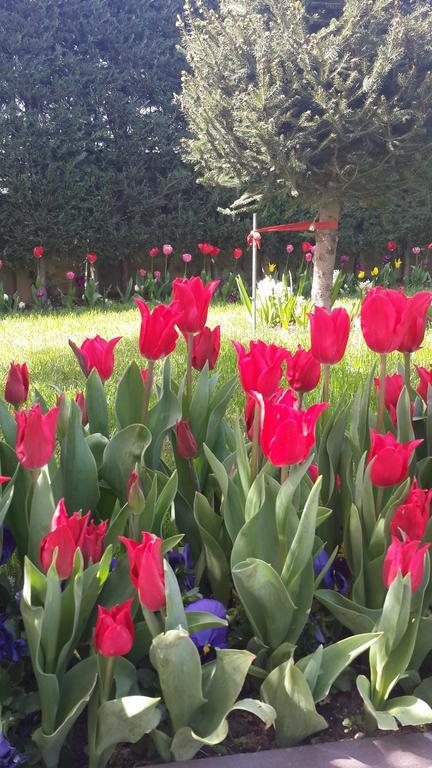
[
  {"xmin": 305, "ymin": 252, "xmax": 313, "ymax": 262},
  {"xmin": 149, "ymin": 247, "xmax": 159, "ymax": 258},
  {"xmin": 182, "ymin": 253, "xmax": 192, "ymax": 263},
  {"xmin": 383, "ymin": 537, "xmax": 430, "ymax": 593},
  {"xmin": 65, "ymin": 271, "xmax": 75, "ymax": 280},
  {"xmin": 154, "ymin": 271, "xmax": 161, "ymax": 279},
  {"xmin": 412, "ymin": 246, "xmax": 421, "ymax": 255},
  {"xmin": 233, "ymin": 248, "xmax": 243, "ymax": 260},
  {"xmin": 138, "ymin": 269, "xmax": 147, "ymax": 277},
  {"xmin": 162, "ymin": 244, "xmax": 173, "ymax": 257},
  {"xmin": 33, "ymin": 246, "xmax": 44, "ymax": 259},
  {"xmin": 69, "ymin": 335, "xmax": 122, "ymax": 382},
  {"xmin": 286, "ymin": 244, "xmax": 294, "ymax": 254}
]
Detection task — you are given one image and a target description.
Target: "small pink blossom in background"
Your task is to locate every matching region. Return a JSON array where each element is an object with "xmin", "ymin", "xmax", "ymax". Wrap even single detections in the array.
[
  {"xmin": 310, "ymin": 245, "xmax": 316, "ymax": 253},
  {"xmin": 149, "ymin": 247, "xmax": 159, "ymax": 258},
  {"xmin": 138, "ymin": 268, "xmax": 147, "ymax": 277},
  {"xmin": 162, "ymin": 244, "xmax": 173, "ymax": 257},
  {"xmin": 427, "ymin": 243, "xmax": 432, "ymax": 251},
  {"xmin": 286, "ymin": 244, "xmax": 294, "ymax": 254},
  {"xmin": 66, "ymin": 271, "xmax": 75, "ymax": 280},
  {"xmin": 233, "ymin": 247, "xmax": 243, "ymax": 260},
  {"xmin": 36, "ymin": 288, "xmax": 45, "ymax": 297},
  {"xmin": 154, "ymin": 270, "xmax": 161, "ymax": 279},
  {"xmin": 412, "ymin": 246, "xmax": 421, "ymax": 255},
  {"xmin": 33, "ymin": 246, "xmax": 44, "ymax": 259},
  {"xmin": 422, "ymin": 258, "xmax": 429, "ymax": 266},
  {"xmin": 305, "ymin": 252, "xmax": 313, "ymax": 262},
  {"xmin": 182, "ymin": 253, "xmax": 192, "ymax": 263},
  {"xmin": 87, "ymin": 253, "xmax": 97, "ymax": 264},
  {"xmin": 0, "ymin": 260, "xmax": 3, "ymax": 269},
  {"xmin": 387, "ymin": 241, "xmax": 397, "ymax": 252}
]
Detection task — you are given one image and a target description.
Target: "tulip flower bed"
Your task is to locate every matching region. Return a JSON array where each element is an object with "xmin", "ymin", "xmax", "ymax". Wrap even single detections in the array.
[{"xmin": 1, "ymin": 280, "xmax": 432, "ymax": 767}]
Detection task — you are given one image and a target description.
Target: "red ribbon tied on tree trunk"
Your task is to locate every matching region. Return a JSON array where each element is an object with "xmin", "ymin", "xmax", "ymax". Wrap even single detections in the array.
[{"xmin": 247, "ymin": 231, "xmax": 262, "ymax": 249}]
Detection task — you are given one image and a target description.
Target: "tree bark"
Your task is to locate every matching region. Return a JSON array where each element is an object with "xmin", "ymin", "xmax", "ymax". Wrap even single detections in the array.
[{"xmin": 311, "ymin": 197, "xmax": 341, "ymax": 307}]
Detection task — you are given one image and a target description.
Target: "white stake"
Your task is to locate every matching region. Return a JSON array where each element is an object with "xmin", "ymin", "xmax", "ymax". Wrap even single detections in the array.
[{"xmin": 252, "ymin": 212, "xmax": 257, "ymax": 334}]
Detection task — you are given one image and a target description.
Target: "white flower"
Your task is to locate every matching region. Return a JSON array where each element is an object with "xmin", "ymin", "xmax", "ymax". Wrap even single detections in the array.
[
  {"xmin": 134, "ymin": 284, "xmax": 139, "ymax": 291},
  {"xmin": 3, "ymin": 293, "xmax": 8, "ymax": 301},
  {"xmin": 333, "ymin": 270, "xmax": 340, "ymax": 285},
  {"xmin": 18, "ymin": 301, "xmax": 25, "ymax": 309}
]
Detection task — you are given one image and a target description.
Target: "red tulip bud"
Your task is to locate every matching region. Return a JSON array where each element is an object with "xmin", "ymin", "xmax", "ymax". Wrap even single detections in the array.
[
  {"xmin": 119, "ymin": 532, "xmax": 165, "ymax": 612},
  {"xmin": 75, "ymin": 391, "xmax": 88, "ymax": 426},
  {"xmin": 127, "ymin": 469, "xmax": 145, "ymax": 514},
  {"xmin": 94, "ymin": 599, "xmax": 135, "ymax": 657},
  {"xmin": 176, "ymin": 420, "xmax": 198, "ymax": 460},
  {"xmin": 33, "ymin": 246, "xmax": 44, "ymax": 259},
  {"xmin": 5, "ymin": 362, "xmax": 29, "ymax": 406}
]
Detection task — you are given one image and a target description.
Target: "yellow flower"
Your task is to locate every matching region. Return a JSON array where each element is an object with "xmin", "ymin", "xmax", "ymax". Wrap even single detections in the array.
[
  {"xmin": 268, "ymin": 263, "xmax": 276, "ymax": 273},
  {"xmin": 358, "ymin": 270, "xmax": 365, "ymax": 279},
  {"xmin": 371, "ymin": 267, "xmax": 379, "ymax": 276},
  {"xmin": 395, "ymin": 258, "xmax": 402, "ymax": 269}
]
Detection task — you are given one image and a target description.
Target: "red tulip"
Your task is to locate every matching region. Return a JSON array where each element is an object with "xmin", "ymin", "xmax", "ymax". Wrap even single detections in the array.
[
  {"xmin": 309, "ymin": 306, "xmax": 350, "ymax": 364},
  {"xmin": 408, "ymin": 477, "xmax": 432, "ymax": 515},
  {"xmin": 149, "ymin": 247, "xmax": 159, "ymax": 257},
  {"xmin": 172, "ymin": 276, "xmax": 220, "ymax": 334},
  {"xmin": 0, "ymin": 260, "xmax": 3, "ymax": 269},
  {"xmin": 40, "ymin": 498, "xmax": 107, "ymax": 578},
  {"xmin": 87, "ymin": 253, "xmax": 97, "ymax": 264},
  {"xmin": 373, "ymin": 373, "xmax": 404, "ymax": 426},
  {"xmin": 367, "ymin": 430, "xmax": 422, "ymax": 487},
  {"xmin": 66, "ymin": 271, "xmax": 75, "ymax": 280},
  {"xmin": 94, "ymin": 599, "xmax": 135, "ymax": 657},
  {"xmin": 232, "ymin": 340, "xmax": 286, "ymax": 398},
  {"xmin": 302, "ymin": 241, "xmax": 314, "ymax": 253},
  {"xmin": 244, "ymin": 388, "xmax": 298, "ymax": 441},
  {"xmin": 191, "ymin": 326, "xmax": 220, "ymax": 371},
  {"xmin": 209, "ymin": 245, "xmax": 220, "ymax": 257},
  {"xmin": 416, "ymin": 365, "xmax": 432, "ymax": 402},
  {"xmin": 390, "ymin": 501, "xmax": 429, "ymax": 542},
  {"xmin": 0, "ymin": 476, "xmax": 11, "ymax": 484},
  {"xmin": 176, "ymin": 420, "xmax": 198, "ymax": 459},
  {"xmin": 134, "ymin": 298, "xmax": 180, "ymax": 360},
  {"xmin": 256, "ymin": 392, "xmax": 328, "ymax": 467},
  {"xmin": 387, "ymin": 241, "xmax": 398, "ymax": 252},
  {"xmin": 69, "ymin": 335, "xmax": 122, "ymax": 382},
  {"xmin": 308, "ymin": 464, "xmax": 319, "ymax": 484},
  {"xmin": 74, "ymin": 391, "xmax": 88, "ymax": 426},
  {"xmin": 15, "ymin": 405, "xmax": 59, "ymax": 470},
  {"xmin": 233, "ymin": 248, "xmax": 243, "ymax": 260},
  {"xmin": 360, "ymin": 287, "xmax": 407, "ymax": 353},
  {"xmin": 397, "ymin": 292, "xmax": 432, "ymax": 353},
  {"xmin": 286, "ymin": 346, "xmax": 321, "ymax": 393},
  {"xmin": 383, "ymin": 537, "xmax": 430, "ymax": 592},
  {"xmin": 119, "ymin": 532, "xmax": 165, "ymax": 612},
  {"xmin": 5, "ymin": 362, "xmax": 29, "ymax": 406},
  {"xmin": 33, "ymin": 246, "xmax": 44, "ymax": 259},
  {"xmin": 198, "ymin": 242, "xmax": 218, "ymax": 256}
]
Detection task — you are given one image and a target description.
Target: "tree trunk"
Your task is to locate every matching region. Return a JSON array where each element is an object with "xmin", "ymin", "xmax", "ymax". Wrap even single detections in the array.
[{"xmin": 311, "ymin": 197, "xmax": 341, "ymax": 307}]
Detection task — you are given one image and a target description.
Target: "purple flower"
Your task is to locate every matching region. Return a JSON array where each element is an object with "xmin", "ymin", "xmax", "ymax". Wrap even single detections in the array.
[
  {"xmin": 35, "ymin": 289, "xmax": 45, "ymax": 298},
  {"xmin": 381, "ymin": 254, "xmax": 391, "ymax": 265},
  {"xmin": 185, "ymin": 598, "xmax": 228, "ymax": 658},
  {"xmin": 74, "ymin": 274, "xmax": 86, "ymax": 288},
  {"xmin": 339, "ymin": 254, "xmax": 350, "ymax": 265},
  {"xmin": 228, "ymin": 293, "xmax": 238, "ymax": 303},
  {"xmin": 0, "ymin": 733, "xmax": 26, "ymax": 766},
  {"xmin": 313, "ymin": 552, "xmax": 350, "ymax": 596},
  {"xmin": 0, "ymin": 526, "xmax": 16, "ymax": 566},
  {"xmin": 0, "ymin": 617, "xmax": 26, "ymax": 663},
  {"xmin": 168, "ymin": 545, "xmax": 195, "ymax": 591}
]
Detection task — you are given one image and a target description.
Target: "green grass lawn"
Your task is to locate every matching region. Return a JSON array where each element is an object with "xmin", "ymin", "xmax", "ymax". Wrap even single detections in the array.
[{"xmin": 1, "ymin": 302, "xmax": 431, "ymax": 418}]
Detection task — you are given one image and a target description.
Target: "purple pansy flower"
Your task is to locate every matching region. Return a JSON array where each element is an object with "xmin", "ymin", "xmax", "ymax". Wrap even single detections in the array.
[
  {"xmin": 168, "ymin": 545, "xmax": 195, "ymax": 591},
  {"xmin": 0, "ymin": 617, "xmax": 26, "ymax": 663},
  {"xmin": 0, "ymin": 733, "xmax": 26, "ymax": 766},
  {"xmin": 0, "ymin": 526, "xmax": 16, "ymax": 566},
  {"xmin": 340, "ymin": 254, "xmax": 350, "ymax": 265},
  {"xmin": 313, "ymin": 551, "xmax": 350, "ymax": 595},
  {"xmin": 185, "ymin": 598, "xmax": 228, "ymax": 658}
]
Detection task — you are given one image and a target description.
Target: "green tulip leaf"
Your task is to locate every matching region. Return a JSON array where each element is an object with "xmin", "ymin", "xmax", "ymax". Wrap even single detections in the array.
[
  {"xmin": 61, "ymin": 401, "xmax": 100, "ymax": 512},
  {"xmin": 115, "ymin": 361, "xmax": 145, "ymax": 429},
  {"xmin": 86, "ymin": 369, "xmax": 109, "ymax": 437}
]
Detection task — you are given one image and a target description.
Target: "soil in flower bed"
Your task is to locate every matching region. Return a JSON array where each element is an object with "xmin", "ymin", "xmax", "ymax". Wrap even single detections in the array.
[{"xmin": 40, "ymin": 690, "xmax": 427, "ymax": 768}]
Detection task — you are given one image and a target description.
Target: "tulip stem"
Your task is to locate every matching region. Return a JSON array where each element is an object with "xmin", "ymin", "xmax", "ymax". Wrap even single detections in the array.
[
  {"xmin": 186, "ymin": 332, "xmax": 194, "ymax": 408},
  {"xmin": 250, "ymin": 401, "xmax": 261, "ymax": 483},
  {"xmin": 404, "ymin": 352, "xmax": 411, "ymax": 393},
  {"xmin": 142, "ymin": 360, "xmax": 155, "ymax": 425},
  {"xmin": 376, "ymin": 486, "xmax": 384, "ymax": 518},
  {"xmin": 281, "ymin": 466, "xmax": 289, "ymax": 484},
  {"xmin": 298, "ymin": 392, "xmax": 304, "ymax": 409},
  {"xmin": 322, "ymin": 364, "xmax": 330, "ymax": 404},
  {"xmin": 377, "ymin": 354, "xmax": 387, "ymax": 433},
  {"xmin": 141, "ymin": 604, "xmax": 163, "ymax": 638},
  {"xmin": 102, "ymin": 655, "xmax": 115, "ymax": 702}
]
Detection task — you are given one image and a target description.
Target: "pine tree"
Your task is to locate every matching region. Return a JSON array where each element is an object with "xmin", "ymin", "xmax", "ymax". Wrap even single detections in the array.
[{"xmin": 180, "ymin": 0, "xmax": 432, "ymax": 304}]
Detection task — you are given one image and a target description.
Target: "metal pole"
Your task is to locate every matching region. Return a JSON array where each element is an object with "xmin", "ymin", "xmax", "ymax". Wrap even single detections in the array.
[{"xmin": 252, "ymin": 212, "xmax": 257, "ymax": 334}]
